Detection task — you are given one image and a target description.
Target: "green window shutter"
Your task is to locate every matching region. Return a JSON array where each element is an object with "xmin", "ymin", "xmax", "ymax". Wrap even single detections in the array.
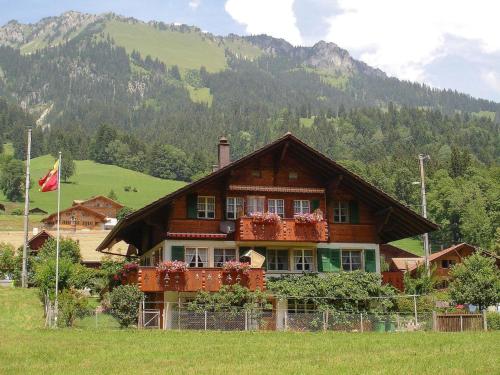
[
  {"xmin": 171, "ymin": 246, "xmax": 185, "ymax": 261},
  {"xmin": 330, "ymin": 249, "xmax": 341, "ymax": 272},
  {"xmin": 317, "ymin": 248, "xmax": 341, "ymax": 273},
  {"xmin": 254, "ymin": 247, "xmax": 267, "ymax": 270},
  {"xmin": 186, "ymin": 194, "xmax": 198, "ymax": 219},
  {"xmin": 317, "ymin": 248, "xmax": 331, "ymax": 272},
  {"xmin": 311, "ymin": 199, "xmax": 320, "ymax": 211},
  {"xmin": 349, "ymin": 201, "xmax": 359, "ymax": 224},
  {"xmin": 364, "ymin": 249, "xmax": 376, "ymax": 273}
]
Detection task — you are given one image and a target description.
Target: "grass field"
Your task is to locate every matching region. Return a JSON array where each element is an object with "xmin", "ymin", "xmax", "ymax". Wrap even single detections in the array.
[
  {"xmin": 0, "ymin": 154, "xmax": 185, "ymax": 214},
  {"xmin": 1, "ymin": 288, "xmax": 499, "ymax": 374},
  {"xmin": 104, "ymin": 20, "xmax": 227, "ymax": 73},
  {"xmin": 390, "ymin": 238, "xmax": 424, "ymax": 256}
]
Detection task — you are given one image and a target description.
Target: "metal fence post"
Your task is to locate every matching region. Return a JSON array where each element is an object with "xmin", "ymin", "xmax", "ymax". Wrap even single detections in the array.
[
  {"xmin": 204, "ymin": 310, "xmax": 208, "ymax": 331},
  {"xmin": 483, "ymin": 310, "xmax": 488, "ymax": 331},
  {"xmin": 413, "ymin": 295, "xmax": 418, "ymax": 325},
  {"xmin": 360, "ymin": 313, "xmax": 364, "ymax": 333},
  {"xmin": 460, "ymin": 315, "xmax": 463, "ymax": 332},
  {"xmin": 245, "ymin": 311, "xmax": 248, "ymax": 331},
  {"xmin": 95, "ymin": 307, "xmax": 98, "ymax": 329},
  {"xmin": 284, "ymin": 310, "xmax": 288, "ymax": 331}
]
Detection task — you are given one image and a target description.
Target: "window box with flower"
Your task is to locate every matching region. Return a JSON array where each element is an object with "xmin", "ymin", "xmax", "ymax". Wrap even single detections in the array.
[
  {"xmin": 294, "ymin": 210, "xmax": 324, "ymax": 224},
  {"xmin": 249, "ymin": 211, "xmax": 282, "ymax": 225}
]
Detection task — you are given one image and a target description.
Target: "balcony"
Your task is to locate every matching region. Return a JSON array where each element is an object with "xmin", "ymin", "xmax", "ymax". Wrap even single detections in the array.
[
  {"xmin": 235, "ymin": 217, "xmax": 328, "ymax": 242},
  {"xmin": 125, "ymin": 267, "xmax": 266, "ymax": 292}
]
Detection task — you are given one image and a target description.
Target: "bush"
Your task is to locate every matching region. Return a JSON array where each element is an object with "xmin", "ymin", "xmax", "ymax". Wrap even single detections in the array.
[
  {"xmin": 117, "ymin": 207, "xmax": 134, "ymax": 221},
  {"xmin": 58, "ymin": 288, "xmax": 91, "ymax": 327},
  {"xmin": 487, "ymin": 312, "xmax": 500, "ymax": 330},
  {"xmin": 10, "ymin": 208, "xmax": 23, "ymax": 215},
  {"xmin": 68, "ymin": 264, "xmax": 100, "ymax": 293},
  {"xmin": 38, "ymin": 238, "xmax": 81, "ymax": 263},
  {"xmin": 0, "ymin": 243, "xmax": 16, "ymax": 279},
  {"xmin": 404, "ymin": 265, "xmax": 436, "ymax": 295},
  {"xmin": 33, "ymin": 257, "xmax": 74, "ymax": 298},
  {"xmin": 109, "ymin": 284, "xmax": 143, "ymax": 328}
]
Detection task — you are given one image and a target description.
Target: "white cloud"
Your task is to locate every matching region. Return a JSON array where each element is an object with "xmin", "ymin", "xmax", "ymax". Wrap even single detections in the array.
[
  {"xmin": 188, "ymin": 0, "xmax": 201, "ymax": 10},
  {"xmin": 225, "ymin": 0, "xmax": 303, "ymax": 45},
  {"xmin": 324, "ymin": 0, "xmax": 500, "ymax": 82},
  {"xmin": 482, "ymin": 71, "xmax": 500, "ymax": 93}
]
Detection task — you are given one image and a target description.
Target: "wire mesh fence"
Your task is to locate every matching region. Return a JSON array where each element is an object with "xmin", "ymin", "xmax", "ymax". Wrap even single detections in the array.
[{"xmin": 139, "ymin": 302, "xmax": 436, "ymax": 332}]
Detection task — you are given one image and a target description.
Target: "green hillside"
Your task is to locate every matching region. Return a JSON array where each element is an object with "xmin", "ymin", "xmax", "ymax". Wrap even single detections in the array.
[
  {"xmin": 104, "ymin": 20, "xmax": 227, "ymax": 73},
  {"xmin": 0, "ymin": 155, "xmax": 185, "ymax": 213}
]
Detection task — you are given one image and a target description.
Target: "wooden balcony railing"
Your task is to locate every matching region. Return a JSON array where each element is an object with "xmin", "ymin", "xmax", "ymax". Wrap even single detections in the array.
[
  {"xmin": 124, "ymin": 267, "xmax": 266, "ymax": 292},
  {"xmin": 235, "ymin": 217, "xmax": 328, "ymax": 242}
]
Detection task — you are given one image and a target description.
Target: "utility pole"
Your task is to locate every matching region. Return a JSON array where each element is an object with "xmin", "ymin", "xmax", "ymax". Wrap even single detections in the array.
[
  {"xmin": 418, "ymin": 154, "xmax": 431, "ymax": 276},
  {"xmin": 21, "ymin": 128, "xmax": 32, "ymax": 288}
]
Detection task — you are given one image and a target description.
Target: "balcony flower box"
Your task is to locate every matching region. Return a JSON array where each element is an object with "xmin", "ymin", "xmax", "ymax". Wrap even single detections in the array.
[
  {"xmin": 294, "ymin": 210, "xmax": 324, "ymax": 224},
  {"xmin": 222, "ymin": 260, "xmax": 251, "ymax": 275},
  {"xmin": 156, "ymin": 260, "xmax": 188, "ymax": 281},
  {"xmin": 115, "ymin": 262, "xmax": 139, "ymax": 282},
  {"xmin": 249, "ymin": 212, "xmax": 282, "ymax": 225}
]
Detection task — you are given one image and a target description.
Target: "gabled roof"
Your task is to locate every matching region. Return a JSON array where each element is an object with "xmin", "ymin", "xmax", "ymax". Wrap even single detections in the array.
[
  {"xmin": 43, "ymin": 204, "xmax": 107, "ymax": 223},
  {"xmin": 391, "ymin": 257, "xmax": 424, "ymax": 271},
  {"xmin": 97, "ymin": 133, "xmax": 438, "ymax": 251},
  {"xmin": 73, "ymin": 195, "xmax": 124, "ymax": 208},
  {"xmin": 28, "ymin": 229, "xmax": 54, "ymax": 244},
  {"xmin": 428, "ymin": 243, "xmax": 476, "ymax": 261}
]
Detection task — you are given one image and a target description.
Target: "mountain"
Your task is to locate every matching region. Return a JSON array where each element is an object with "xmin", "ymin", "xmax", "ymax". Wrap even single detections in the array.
[{"xmin": 0, "ymin": 11, "xmax": 498, "ymax": 164}]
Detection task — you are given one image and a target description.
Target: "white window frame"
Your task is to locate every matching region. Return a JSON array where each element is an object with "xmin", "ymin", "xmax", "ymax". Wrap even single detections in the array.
[
  {"xmin": 333, "ymin": 201, "xmax": 350, "ymax": 223},
  {"xmin": 214, "ymin": 248, "xmax": 237, "ymax": 267},
  {"xmin": 226, "ymin": 197, "xmax": 244, "ymax": 220},
  {"xmin": 247, "ymin": 196, "xmax": 265, "ymax": 214},
  {"xmin": 341, "ymin": 250, "xmax": 362, "ymax": 271},
  {"xmin": 267, "ymin": 249, "xmax": 289, "ymax": 271},
  {"xmin": 185, "ymin": 247, "xmax": 208, "ymax": 268},
  {"xmin": 197, "ymin": 196, "xmax": 215, "ymax": 219},
  {"xmin": 293, "ymin": 249, "xmax": 314, "ymax": 272},
  {"xmin": 268, "ymin": 199, "xmax": 285, "ymax": 217},
  {"xmin": 293, "ymin": 200, "xmax": 310, "ymax": 214}
]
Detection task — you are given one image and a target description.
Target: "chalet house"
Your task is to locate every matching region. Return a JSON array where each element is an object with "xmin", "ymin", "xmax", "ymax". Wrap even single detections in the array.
[
  {"xmin": 382, "ymin": 243, "xmax": 500, "ymax": 290},
  {"xmin": 27, "ymin": 230, "xmax": 54, "ymax": 254},
  {"xmin": 97, "ymin": 134, "xmax": 436, "ymax": 325},
  {"xmin": 42, "ymin": 196, "xmax": 123, "ymax": 230},
  {"xmin": 42, "ymin": 204, "xmax": 108, "ymax": 230},
  {"xmin": 72, "ymin": 195, "xmax": 124, "ymax": 218}
]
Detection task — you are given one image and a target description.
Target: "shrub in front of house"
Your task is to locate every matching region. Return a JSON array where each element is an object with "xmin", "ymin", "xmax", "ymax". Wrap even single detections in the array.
[
  {"xmin": 486, "ymin": 312, "xmax": 500, "ymax": 330},
  {"xmin": 109, "ymin": 284, "xmax": 144, "ymax": 328},
  {"xmin": 57, "ymin": 288, "xmax": 91, "ymax": 327}
]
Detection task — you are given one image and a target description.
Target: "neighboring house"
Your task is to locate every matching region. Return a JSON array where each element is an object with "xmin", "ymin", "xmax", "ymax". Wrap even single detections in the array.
[
  {"xmin": 29, "ymin": 207, "xmax": 48, "ymax": 215},
  {"xmin": 27, "ymin": 230, "xmax": 54, "ymax": 253},
  {"xmin": 73, "ymin": 195, "xmax": 124, "ymax": 219},
  {"xmin": 42, "ymin": 205, "xmax": 107, "ymax": 230},
  {"xmin": 97, "ymin": 133, "xmax": 436, "ymax": 325},
  {"xmin": 382, "ymin": 243, "xmax": 500, "ymax": 290}
]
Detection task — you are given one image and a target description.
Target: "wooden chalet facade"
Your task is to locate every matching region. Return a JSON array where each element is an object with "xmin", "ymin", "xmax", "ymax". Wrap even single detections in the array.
[
  {"xmin": 98, "ymin": 134, "xmax": 436, "ymax": 324},
  {"xmin": 72, "ymin": 195, "xmax": 124, "ymax": 218}
]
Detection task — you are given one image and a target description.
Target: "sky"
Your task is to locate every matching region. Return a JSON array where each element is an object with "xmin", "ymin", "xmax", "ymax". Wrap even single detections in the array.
[{"xmin": 1, "ymin": 0, "xmax": 500, "ymax": 102}]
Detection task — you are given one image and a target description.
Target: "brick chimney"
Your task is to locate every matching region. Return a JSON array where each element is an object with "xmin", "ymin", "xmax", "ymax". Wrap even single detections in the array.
[{"xmin": 218, "ymin": 136, "xmax": 230, "ymax": 169}]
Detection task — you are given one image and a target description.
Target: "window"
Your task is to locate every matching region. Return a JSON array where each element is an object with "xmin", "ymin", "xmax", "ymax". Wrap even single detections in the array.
[
  {"xmin": 294, "ymin": 200, "xmax": 310, "ymax": 214},
  {"xmin": 333, "ymin": 201, "xmax": 349, "ymax": 223},
  {"xmin": 441, "ymin": 259, "xmax": 455, "ymax": 269},
  {"xmin": 268, "ymin": 199, "xmax": 284, "ymax": 217},
  {"xmin": 247, "ymin": 196, "xmax": 265, "ymax": 214},
  {"xmin": 214, "ymin": 248, "xmax": 237, "ymax": 267},
  {"xmin": 197, "ymin": 196, "xmax": 215, "ymax": 219},
  {"xmin": 289, "ymin": 171, "xmax": 298, "ymax": 180},
  {"xmin": 185, "ymin": 247, "xmax": 208, "ymax": 267},
  {"xmin": 226, "ymin": 197, "xmax": 244, "ymax": 220},
  {"xmin": 267, "ymin": 249, "xmax": 289, "ymax": 271},
  {"xmin": 341, "ymin": 250, "xmax": 362, "ymax": 271},
  {"xmin": 293, "ymin": 250, "xmax": 313, "ymax": 272},
  {"xmin": 288, "ymin": 299, "xmax": 315, "ymax": 313}
]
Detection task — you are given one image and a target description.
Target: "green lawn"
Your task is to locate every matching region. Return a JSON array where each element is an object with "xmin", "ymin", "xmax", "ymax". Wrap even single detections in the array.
[
  {"xmin": 1, "ymin": 288, "xmax": 499, "ymax": 374},
  {"xmin": 390, "ymin": 238, "xmax": 424, "ymax": 256},
  {"xmin": 0, "ymin": 155, "xmax": 185, "ymax": 214}
]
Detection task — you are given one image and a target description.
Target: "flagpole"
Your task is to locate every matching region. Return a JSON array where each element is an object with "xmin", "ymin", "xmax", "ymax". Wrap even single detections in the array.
[
  {"xmin": 21, "ymin": 127, "xmax": 32, "ymax": 288},
  {"xmin": 54, "ymin": 151, "xmax": 62, "ymax": 326}
]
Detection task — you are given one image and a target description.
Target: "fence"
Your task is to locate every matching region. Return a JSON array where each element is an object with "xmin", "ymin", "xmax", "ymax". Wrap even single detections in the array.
[
  {"xmin": 138, "ymin": 302, "xmax": 434, "ymax": 332},
  {"xmin": 433, "ymin": 312, "xmax": 487, "ymax": 332}
]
